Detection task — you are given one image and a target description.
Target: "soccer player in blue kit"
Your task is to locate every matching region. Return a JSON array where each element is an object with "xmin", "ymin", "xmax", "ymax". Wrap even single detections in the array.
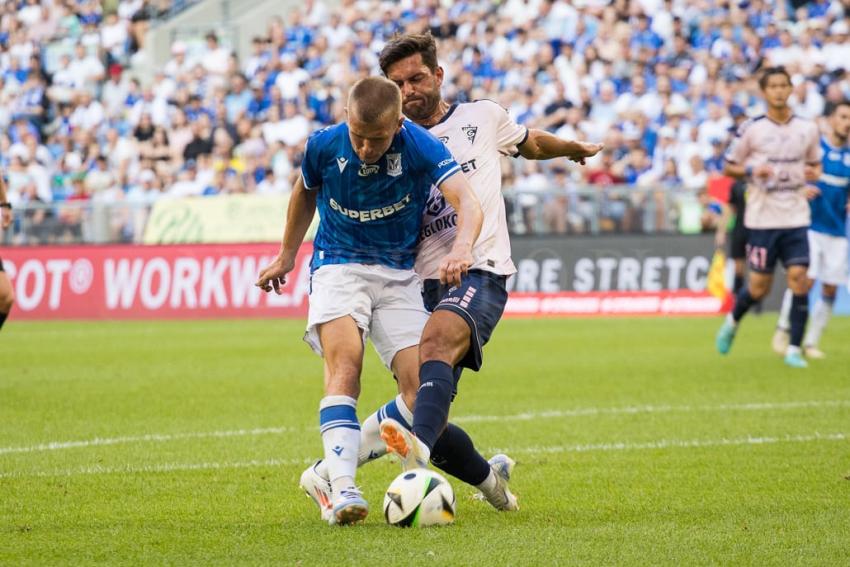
[
  {"xmin": 256, "ymin": 77, "xmax": 483, "ymax": 525},
  {"xmin": 773, "ymin": 101, "xmax": 850, "ymax": 358}
]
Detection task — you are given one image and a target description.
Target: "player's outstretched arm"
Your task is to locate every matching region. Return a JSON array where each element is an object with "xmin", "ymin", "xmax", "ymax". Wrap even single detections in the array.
[
  {"xmin": 256, "ymin": 174, "xmax": 317, "ymax": 294},
  {"xmin": 436, "ymin": 171, "xmax": 483, "ymax": 286},
  {"xmin": 517, "ymin": 129, "xmax": 603, "ymax": 165}
]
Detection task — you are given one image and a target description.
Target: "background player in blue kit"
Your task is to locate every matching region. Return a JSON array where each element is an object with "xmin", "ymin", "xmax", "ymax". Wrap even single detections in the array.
[
  {"xmin": 256, "ymin": 77, "xmax": 483, "ymax": 525},
  {"xmin": 774, "ymin": 101, "xmax": 850, "ymax": 359}
]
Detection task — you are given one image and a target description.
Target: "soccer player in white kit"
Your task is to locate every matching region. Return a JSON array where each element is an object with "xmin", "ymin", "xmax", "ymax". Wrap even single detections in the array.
[
  {"xmin": 716, "ymin": 67, "xmax": 823, "ymax": 368},
  {"xmin": 773, "ymin": 101, "xmax": 850, "ymax": 358},
  {"xmin": 375, "ymin": 34, "xmax": 601, "ymax": 480}
]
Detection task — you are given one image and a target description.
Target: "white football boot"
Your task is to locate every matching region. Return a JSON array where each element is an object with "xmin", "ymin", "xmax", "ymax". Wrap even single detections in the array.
[
  {"xmin": 771, "ymin": 327, "xmax": 790, "ymax": 356},
  {"xmin": 804, "ymin": 345, "xmax": 826, "ymax": 359},
  {"xmin": 299, "ymin": 460, "xmax": 333, "ymax": 523},
  {"xmin": 331, "ymin": 488, "xmax": 369, "ymax": 525},
  {"xmin": 475, "ymin": 454, "xmax": 519, "ymax": 512},
  {"xmin": 380, "ymin": 418, "xmax": 429, "ymax": 471}
]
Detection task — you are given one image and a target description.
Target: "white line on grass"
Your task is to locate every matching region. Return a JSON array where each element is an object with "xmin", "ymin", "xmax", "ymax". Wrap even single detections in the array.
[
  {"xmin": 0, "ymin": 432, "xmax": 845, "ymax": 479},
  {"xmin": 454, "ymin": 399, "xmax": 850, "ymax": 424},
  {"xmin": 1, "ymin": 399, "xmax": 848, "ymax": 457},
  {"xmin": 0, "ymin": 457, "xmax": 315, "ymax": 479},
  {"xmin": 493, "ymin": 432, "xmax": 849, "ymax": 455},
  {"xmin": 0, "ymin": 426, "xmax": 297, "ymax": 455}
]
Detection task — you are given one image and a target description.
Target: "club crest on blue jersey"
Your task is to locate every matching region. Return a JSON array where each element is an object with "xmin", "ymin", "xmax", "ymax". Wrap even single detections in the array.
[{"xmin": 386, "ymin": 153, "xmax": 403, "ymax": 176}]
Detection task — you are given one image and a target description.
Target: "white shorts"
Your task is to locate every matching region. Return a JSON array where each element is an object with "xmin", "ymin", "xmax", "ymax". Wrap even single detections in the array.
[
  {"xmin": 304, "ymin": 263, "xmax": 429, "ymax": 368},
  {"xmin": 808, "ymin": 230, "xmax": 849, "ymax": 286}
]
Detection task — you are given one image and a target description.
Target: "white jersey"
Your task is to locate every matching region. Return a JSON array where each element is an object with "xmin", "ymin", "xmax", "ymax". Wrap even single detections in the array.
[{"xmin": 415, "ymin": 100, "xmax": 528, "ymax": 279}]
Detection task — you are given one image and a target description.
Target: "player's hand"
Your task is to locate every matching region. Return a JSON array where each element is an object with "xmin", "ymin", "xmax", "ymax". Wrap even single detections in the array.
[
  {"xmin": 753, "ymin": 164, "xmax": 773, "ymax": 180},
  {"xmin": 0, "ymin": 207, "xmax": 11, "ymax": 229},
  {"xmin": 439, "ymin": 246, "xmax": 473, "ymax": 287},
  {"xmin": 256, "ymin": 255, "xmax": 296, "ymax": 294},
  {"xmin": 804, "ymin": 185, "xmax": 821, "ymax": 200},
  {"xmin": 566, "ymin": 142, "xmax": 604, "ymax": 166}
]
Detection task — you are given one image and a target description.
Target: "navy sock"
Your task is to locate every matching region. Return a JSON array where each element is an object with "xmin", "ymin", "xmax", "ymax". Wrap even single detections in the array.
[
  {"xmin": 733, "ymin": 275, "xmax": 745, "ymax": 295},
  {"xmin": 732, "ymin": 287, "xmax": 756, "ymax": 323},
  {"xmin": 789, "ymin": 293, "xmax": 809, "ymax": 348},
  {"xmin": 430, "ymin": 423, "xmax": 491, "ymax": 486},
  {"xmin": 0, "ymin": 311, "xmax": 6, "ymax": 331},
  {"xmin": 412, "ymin": 361, "xmax": 454, "ymax": 450}
]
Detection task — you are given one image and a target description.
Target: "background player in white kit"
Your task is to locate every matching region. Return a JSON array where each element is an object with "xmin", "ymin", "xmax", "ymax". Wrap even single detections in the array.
[
  {"xmin": 299, "ymin": 33, "xmax": 602, "ymax": 519},
  {"xmin": 773, "ymin": 101, "xmax": 850, "ymax": 358},
  {"xmin": 716, "ymin": 67, "xmax": 822, "ymax": 368}
]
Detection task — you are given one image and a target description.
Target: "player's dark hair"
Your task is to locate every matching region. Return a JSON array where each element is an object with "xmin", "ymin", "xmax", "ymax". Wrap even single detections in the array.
[
  {"xmin": 379, "ymin": 32, "xmax": 439, "ymax": 75},
  {"xmin": 348, "ymin": 76, "xmax": 402, "ymax": 123},
  {"xmin": 758, "ymin": 66, "xmax": 791, "ymax": 90},
  {"xmin": 825, "ymin": 99, "xmax": 850, "ymax": 116}
]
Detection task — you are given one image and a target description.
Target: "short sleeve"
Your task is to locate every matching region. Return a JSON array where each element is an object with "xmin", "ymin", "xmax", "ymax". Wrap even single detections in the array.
[
  {"xmin": 300, "ymin": 133, "xmax": 322, "ymax": 190},
  {"xmin": 724, "ymin": 120, "xmax": 752, "ymax": 165},
  {"xmin": 408, "ymin": 124, "xmax": 461, "ymax": 188},
  {"xmin": 489, "ymin": 101, "xmax": 528, "ymax": 157}
]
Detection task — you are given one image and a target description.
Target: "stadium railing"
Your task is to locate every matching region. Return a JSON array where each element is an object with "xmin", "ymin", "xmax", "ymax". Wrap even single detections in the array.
[{"xmin": 1, "ymin": 184, "xmax": 709, "ymax": 246}]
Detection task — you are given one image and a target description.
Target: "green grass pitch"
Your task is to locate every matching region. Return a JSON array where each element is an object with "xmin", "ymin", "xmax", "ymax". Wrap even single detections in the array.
[{"xmin": 2, "ymin": 316, "xmax": 849, "ymax": 565}]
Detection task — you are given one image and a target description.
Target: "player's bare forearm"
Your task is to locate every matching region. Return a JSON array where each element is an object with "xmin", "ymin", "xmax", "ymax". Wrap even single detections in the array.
[
  {"xmin": 437, "ymin": 172, "xmax": 483, "ymax": 284},
  {"xmin": 518, "ymin": 129, "xmax": 603, "ymax": 164},
  {"xmin": 723, "ymin": 162, "xmax": 747, "ymax": 179},
  {"xmin": 278, "ymin": 174, "xmax": 317, "ymax": 262},
  {"xmin": 804, "ymin": 163, "xmax": 822, "ymax": 182},
  {"xmin": 0, "ymin": 171, "xmax": 10, "ymax": 229},
  {"xmin": 439, "ymin": 172, "xmax": 482, "ymax": 253},
  {"xmin": 257, "ymin": 175, "xmax": 316, "ymax": 293}
]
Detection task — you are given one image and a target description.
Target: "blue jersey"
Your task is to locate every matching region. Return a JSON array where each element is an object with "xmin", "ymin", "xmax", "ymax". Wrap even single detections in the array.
[
  {"xmin": 301, "ymin": 120, "xmax": 461, "ymax": 271},
  {"xmin": 810, "ymin": 137, "xmax": 850, "ymax": 237}
]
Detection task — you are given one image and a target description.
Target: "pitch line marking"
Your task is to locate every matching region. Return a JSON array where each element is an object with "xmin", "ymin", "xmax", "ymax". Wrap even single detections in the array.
[
  {"xmin": 0, "ymin": 432, "xmax": 845, "ymax": 479},
  {"xmin": 1, "ymin": 399, "xmax": 848, "ymax": 456}
]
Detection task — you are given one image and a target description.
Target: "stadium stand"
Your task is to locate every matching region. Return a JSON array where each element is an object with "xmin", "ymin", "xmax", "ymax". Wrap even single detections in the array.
[{"xmin": 2, "ymin": 0, "xmax": 849, "ymax": 244}]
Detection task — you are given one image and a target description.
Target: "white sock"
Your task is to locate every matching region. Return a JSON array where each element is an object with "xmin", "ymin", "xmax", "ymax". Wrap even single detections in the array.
[
  {"xmin": 777, "ymin": 288, "xmax": 792, "ymax": 331},
  {"xmin": 804, "ymin": 298, "xmax": 833, "ymax": 348},
  {"xmin": 725, "ymin": 312, "xmax": 737, "ymax": 327},
  {"xmin": 476, "ymin": 469, "xmax": 498, "ymax": 494},
  {"xmin": 318, "ymin": 395, "xmax": 360, "ymax": 497},
  {"xmin": 316, "ymin": 394, "xmax": 413, "ymax": 481},
  {"xmin": 786, "ymin": 344, "xmax": 802, "ymax": 357}
]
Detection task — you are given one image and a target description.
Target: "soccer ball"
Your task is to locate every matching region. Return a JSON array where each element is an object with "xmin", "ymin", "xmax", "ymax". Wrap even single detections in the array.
[{"xmin": 383, "ymin": 468, "xmax": 456, "ymax": 527}]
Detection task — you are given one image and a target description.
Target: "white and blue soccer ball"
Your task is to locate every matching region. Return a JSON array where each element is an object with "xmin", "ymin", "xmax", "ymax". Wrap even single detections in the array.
[{"xmin": 383, "ymin": 468, "xmax": 456, "ymax": 527}]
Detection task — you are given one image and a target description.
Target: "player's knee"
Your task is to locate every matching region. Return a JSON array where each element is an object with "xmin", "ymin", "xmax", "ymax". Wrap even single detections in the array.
[{"xmin": 419, "ymin": 331, "xmax": 463, "ymax": 365}]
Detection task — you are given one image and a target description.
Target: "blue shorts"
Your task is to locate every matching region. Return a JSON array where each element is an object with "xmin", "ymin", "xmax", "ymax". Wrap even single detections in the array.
[
  {"xmin": 422, "ymin": 269, "xmax": 508, "ymax": 371},
  {"xmin": 746, "ymin": 227, "xmax": 809, "ymax": 274}
]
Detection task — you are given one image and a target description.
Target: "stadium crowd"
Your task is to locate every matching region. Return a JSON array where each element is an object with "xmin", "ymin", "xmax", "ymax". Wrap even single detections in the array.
[{"xmin": 2, "ymin": 0, "xmax": 850, "ymax": 242}]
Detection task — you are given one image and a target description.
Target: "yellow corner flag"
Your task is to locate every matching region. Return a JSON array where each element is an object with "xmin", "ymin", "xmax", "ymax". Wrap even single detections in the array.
[{"xmin": 707, "ymin": 249, "xmax": 732, "ymax": 311}]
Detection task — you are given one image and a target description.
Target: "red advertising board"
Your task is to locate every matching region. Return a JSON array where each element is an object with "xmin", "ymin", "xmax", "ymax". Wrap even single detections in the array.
[
  {"xmin": 1, "ymin": 238, "xmax": 729, "ymax": 320},
  {"xmin": 1, "ymin": 243, "xmax": 312, "ymax": 320}
]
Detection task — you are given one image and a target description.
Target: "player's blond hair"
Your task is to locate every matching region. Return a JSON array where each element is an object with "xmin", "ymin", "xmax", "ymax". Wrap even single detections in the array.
[{"xmin": 348, "ymin": 77, "xmax": 402, "ymax": 125}]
